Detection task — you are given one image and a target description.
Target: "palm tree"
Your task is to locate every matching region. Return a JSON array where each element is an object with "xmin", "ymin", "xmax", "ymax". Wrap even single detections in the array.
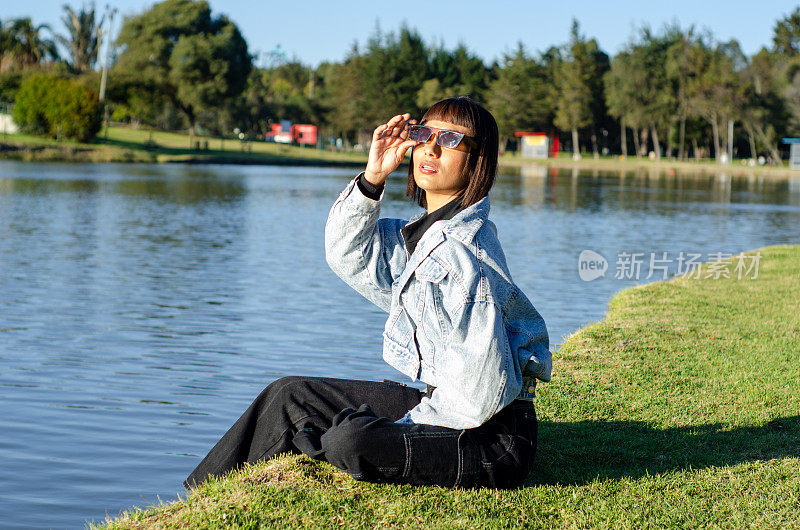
[
  {"xmin": 0, "ymin": 20, "xmax": 10, "ymax": 53},
  {"xmin": 0, "ymin": 18, "xmax": 59, "ymax": 71},
  {"xmin": 58, "ymin": 3, "xmax": 104, "ymax": 74}
]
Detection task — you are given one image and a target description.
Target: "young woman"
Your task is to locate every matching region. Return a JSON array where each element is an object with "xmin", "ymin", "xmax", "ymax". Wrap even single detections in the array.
[{"xmin": 184, "ymin": 97, "xmax": 551, "ymax": 490}]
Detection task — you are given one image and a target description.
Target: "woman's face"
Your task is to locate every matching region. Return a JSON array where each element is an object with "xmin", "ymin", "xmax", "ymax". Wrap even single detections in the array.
[{"xmin": 412, "ymin": 119, "xmax": 472, "ymax": 203}]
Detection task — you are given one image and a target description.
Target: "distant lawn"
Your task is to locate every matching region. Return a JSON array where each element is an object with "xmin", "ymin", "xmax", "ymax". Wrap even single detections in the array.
[
  {"xmin": 96, "ymin": 245, "xmax": 800, "ymax": 528},
  {"xmin": 0, "ymin": 125, "xmax": 370, "ymax": 166},
  {"xmin": 499, "ymin": 150, "xmax": 797, "ymax": 178},
  {"xmin": 3, "ymin": 126, "xmax": 796, "ymax": 178},
  {"xmin": 99, "ymin": 126, "xmax": 370, "ymax": 164}
]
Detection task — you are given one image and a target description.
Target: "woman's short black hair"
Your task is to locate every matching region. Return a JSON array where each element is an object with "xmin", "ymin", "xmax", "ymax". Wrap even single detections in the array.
[{"xmin": 407, "ymin": 96, "xmax": 499, "ymax": 209}]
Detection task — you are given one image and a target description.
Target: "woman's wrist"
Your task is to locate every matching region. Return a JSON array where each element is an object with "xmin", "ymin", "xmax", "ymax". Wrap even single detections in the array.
[
  {"xmin": 363, "ymin": 170, "xmax": 385, "ymax": 187},
  {"xmin": 357, "ymin": 172, "xmax": 384, "ymax": 200}
]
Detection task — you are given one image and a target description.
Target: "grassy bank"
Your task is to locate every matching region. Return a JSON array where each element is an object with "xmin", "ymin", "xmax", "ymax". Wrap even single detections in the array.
[
  {"xmin": 4, "ymin": 127, "xmax": 800, "ymax": 181},
  {"xmin": 500, "ymin": 152, "xmax": 799, "ymax": 179},
  {"xmin": 0, "ymin": 126, "xmax": 370, "ymax": 166},
  {"xmin": 96, "ymin": 245, "xmax": 800, "ymax": 528}
]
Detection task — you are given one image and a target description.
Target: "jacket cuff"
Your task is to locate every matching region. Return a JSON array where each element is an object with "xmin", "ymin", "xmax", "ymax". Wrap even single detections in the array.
[
  {"xmin": 394, "ymin": 412, "xmax": 415, "ymax": 425},
  {"xmin": 356, "ymin": 172, "xmax": 385, "ymax": 201}
]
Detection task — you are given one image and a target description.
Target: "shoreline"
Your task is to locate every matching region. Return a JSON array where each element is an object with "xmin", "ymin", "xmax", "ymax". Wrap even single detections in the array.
[
  {"xmin": 2, "ymin": 132, "xmax": 799, "ymax": 179},
  {"xmin": 0, "ymin": 139, "xmax": 370, "ymax": 168},
  {"xmin": 501, "ymin": 154, "xmax": 800, "ymax": 179},
  {"xmin": 95, "ymin": 245, "xmax": 800, "ymax": 529}
]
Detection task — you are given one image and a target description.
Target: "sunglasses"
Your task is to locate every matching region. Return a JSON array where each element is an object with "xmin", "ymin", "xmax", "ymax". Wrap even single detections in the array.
[{"xmin": 407, "ymin": 124, "xmax": 476, "ymax": 150}]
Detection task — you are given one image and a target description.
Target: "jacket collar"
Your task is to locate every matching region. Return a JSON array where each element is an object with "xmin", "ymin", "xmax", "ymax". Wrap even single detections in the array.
[
  {"xmin": 392, "ymin": 195, "xmax": 490, "ymax": 296},
  {"xmin": 440, "ymin": 194, "xmax": 491, "ymax": 245},
  {"xmin": 407, "ymin": 194, "xmax": 490, "ymax": 246},
  {"xmin": 395, "ymin": 194, "xmax": 490, "ymax": 296}
]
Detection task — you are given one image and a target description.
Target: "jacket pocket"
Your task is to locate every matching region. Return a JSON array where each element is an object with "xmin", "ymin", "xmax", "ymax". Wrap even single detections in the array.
[
  {"xmin": 414, "ymin": 258, "xmax": 450, "ymax": 357},
  {"xmin": 414, "ymin": 258, "xmax": 448, "ymax": 284},
  {"xmin": 382, "ymin": 308, "xmax": 421, "ymax": 381}
]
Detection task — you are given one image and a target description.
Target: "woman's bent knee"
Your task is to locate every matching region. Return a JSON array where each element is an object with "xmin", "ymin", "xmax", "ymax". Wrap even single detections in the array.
[
  {"xmin": 259, "ymin": 375, "xmax": 316, "ymax": 402},
  {"xmin": 320, "ymin": 405, "xmax": 402, "ymax": 479}
]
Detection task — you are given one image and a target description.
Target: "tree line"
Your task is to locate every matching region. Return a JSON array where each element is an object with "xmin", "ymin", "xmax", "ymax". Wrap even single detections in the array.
[{"xmin": 4, "ymin": 0, "xmax": 800, "ymax": 161}]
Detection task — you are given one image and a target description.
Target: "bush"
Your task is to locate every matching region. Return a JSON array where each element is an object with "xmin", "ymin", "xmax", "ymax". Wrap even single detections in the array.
[
  {"xmin": 0, "ymin": 73, "xmax": 23, "ymax": 105},
  {"xmin": 12, "ymin": 74, "xmax": 102, "ymax": 142}
]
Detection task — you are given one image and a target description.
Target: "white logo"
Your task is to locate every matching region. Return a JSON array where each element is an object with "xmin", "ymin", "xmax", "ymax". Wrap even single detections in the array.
[{"xmin": 578, "ymin": 250, "xmax": 608, "ymax": 281}]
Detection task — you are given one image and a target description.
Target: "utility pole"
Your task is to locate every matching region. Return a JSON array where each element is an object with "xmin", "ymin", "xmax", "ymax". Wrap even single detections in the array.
[
  {"xmin": 727, "ymin": 119, "xmax": 734, "ymax": 165},
  {"xmin": 99, "ymin": 5, "xmax": 117, "ymax": 139}
]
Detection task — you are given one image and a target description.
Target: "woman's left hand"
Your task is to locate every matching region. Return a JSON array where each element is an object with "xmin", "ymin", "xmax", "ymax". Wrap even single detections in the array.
[{"xmin": 364, "ymin": 113, "xmax": 417, "ymax": 186}]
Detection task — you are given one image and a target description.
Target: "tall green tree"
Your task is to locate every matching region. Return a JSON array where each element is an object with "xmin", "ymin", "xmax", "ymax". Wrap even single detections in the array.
[
  {"xmin": 773, "ymin": 7, "xmax": 800, "ymax": 57},
  {"xmin": 251, "ymin": 62, "xmax": 321, "ymax": 131},
  {"xmin": 485, "ymin": 43, "xmax": 551, "ymax": 147},
  {"xmin": 319, "ymin": 48, "xmax": 370, "ymax": 144},
  {"xmin": 322, "ymin": 25, "xmax": 430, "ymax": 144},
  {"xmin": 368, "ymin": 25, "xmax": 428, "ymax": 120},
  {"xmin": 106, "ymin": 72, "xmax": 172, "ymax": 127},
  {"xmin": 771, "ymin": 8, "xmax": 800, "ymax": 145},
  {"xmin": 425, "ymin": 43, "xmax": 488, "ymax": 104},
  {"xmin": 739, "ymin": 48, "xmax": 785, "ymax": 161},
  {"xmin": 635, "ymin": 29, "xmax": 675, "ymax": 160},
  {"xmin": 607, "ymin": 27, "xmax": 688, "ymax": 160},
  {"xmin": 605, "ymin": 49, "xmax": 638, "ymax": 157},
  {"xmin": 665, "ymin": 27, "xmax": 704, "ymax": 160},
  {"xmin": 686, "ymin": 42, "xmax": 743, "ymax": 161},
  {"xmin": 114, "ymin": 0, "xmax": 251, "ymax": 135},
  {"xmin": 57, "ymin": 3, "xmax": 104, "ymax": 74},
  {"xmin": 554, "ymin": 20, "xmax": 608, "ymax": 159}
]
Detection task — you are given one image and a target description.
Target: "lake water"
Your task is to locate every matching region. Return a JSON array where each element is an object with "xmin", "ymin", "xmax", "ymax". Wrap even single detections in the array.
[{"xmin": 1, "ymin": 161, "xmax": 799, "ymax": 528}]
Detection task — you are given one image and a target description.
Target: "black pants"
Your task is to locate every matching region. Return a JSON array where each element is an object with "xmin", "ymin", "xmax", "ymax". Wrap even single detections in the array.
[{"xmin": 184, "ymin": 376, "xmax": 537, "ymax": 489}]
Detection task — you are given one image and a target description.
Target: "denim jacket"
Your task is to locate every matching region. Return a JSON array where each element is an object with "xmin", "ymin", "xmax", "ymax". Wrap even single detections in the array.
[{"xmin": 324, "ymin": 175, "xmax": 551, "ymax": 429}]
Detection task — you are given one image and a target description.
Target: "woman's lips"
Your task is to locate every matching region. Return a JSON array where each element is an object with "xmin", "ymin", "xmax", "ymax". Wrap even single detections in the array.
[{"xmin": 418, "ymin": 162, "xmax": 438, "ymax": 174}]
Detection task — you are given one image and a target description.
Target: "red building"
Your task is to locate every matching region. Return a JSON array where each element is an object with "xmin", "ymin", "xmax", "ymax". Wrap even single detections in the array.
[
  {"xmin": 267, "ymin": 122, "xmax": 318, "ymax": 146},
  {"xmin": 291, "ymin": 124, "xmax": 317, "ymax": 146},
  {"xmin": 514, "ymin": 132, "xmax": 559, "ymax": 158}
]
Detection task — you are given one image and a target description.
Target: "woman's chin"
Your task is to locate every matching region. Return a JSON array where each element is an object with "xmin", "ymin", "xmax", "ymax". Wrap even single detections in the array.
[{"xmin": 413, "ymin": 174, "xmax": 437, "ymax": 191}]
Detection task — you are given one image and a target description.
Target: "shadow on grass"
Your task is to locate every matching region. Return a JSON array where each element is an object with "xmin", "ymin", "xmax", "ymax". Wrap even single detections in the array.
[
  {"xmin": 96, "ymin": 137, "xmax": 265, "ymax": 158},
  {"xmin": 93, "ymin": 137, "xmax": 367, "ymax": 167},
  {"xmin": 529, "ymin": 416, "xmax": 800, "ymax": 486}
]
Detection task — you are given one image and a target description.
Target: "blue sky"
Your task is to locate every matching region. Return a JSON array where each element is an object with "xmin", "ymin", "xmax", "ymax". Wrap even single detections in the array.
[{"xmin": 7, "ymin": 0, "xmax": 800, "ymax": 66}]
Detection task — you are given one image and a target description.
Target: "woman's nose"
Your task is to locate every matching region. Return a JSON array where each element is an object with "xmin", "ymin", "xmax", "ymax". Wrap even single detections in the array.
[{"xmin": 422, "ymin": 133, "xmax": 441, "ymax": 156}]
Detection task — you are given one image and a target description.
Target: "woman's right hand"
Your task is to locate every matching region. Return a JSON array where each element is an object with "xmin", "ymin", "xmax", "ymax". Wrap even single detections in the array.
[{"xmin": 364, "ymin": 113, "xmax": 417, "ymax": 186}]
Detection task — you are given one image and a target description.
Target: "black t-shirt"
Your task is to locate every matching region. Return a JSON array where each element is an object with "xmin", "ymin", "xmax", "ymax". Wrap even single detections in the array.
[{"xmin": 356, "ymin": 173, "xmax": 466, "ymax": 256}]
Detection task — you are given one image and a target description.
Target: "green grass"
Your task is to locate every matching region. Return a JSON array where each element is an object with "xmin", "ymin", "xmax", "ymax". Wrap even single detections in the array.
[
  {"xmin": 0, "ymin": 125, "xmax": 370, "ymax": 166},
  {"xmin": 5, "ymin": 126, "xmax": 796, "ymax": 179},
  {"xmin": 500, "ymin": 151, "xmax": 797, "ymax": 178},
  {"xmin": 95, "ymin": 245, "xmax": 800, "ymax": 528},
  {"xmin": 99, "ymin": 126, "xmax": 370, "ymax": 165},
  {"xmin": 0, "ymin": 126, "xmax": 798, "ymax": 179},
  {"xmin": 0, "ymin": 129, "xmax": 158, "ymax": 163}
]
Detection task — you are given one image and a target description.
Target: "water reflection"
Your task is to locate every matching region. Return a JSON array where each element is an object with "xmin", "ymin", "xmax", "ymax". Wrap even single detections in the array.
[
  {"xmin": 500, "ymin": 164, "xmax": 799, "ymax": 213},
  {"xmin": 0, "ymin": 161, "xmax": 799, "ymax": 529},
  {"xmin": 0, "ymin": 171, "xmax": 248, "ymax": 205},
  {"xmin": 789, "ymin": 177, "xmax": 800, "ymax": 206}
]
